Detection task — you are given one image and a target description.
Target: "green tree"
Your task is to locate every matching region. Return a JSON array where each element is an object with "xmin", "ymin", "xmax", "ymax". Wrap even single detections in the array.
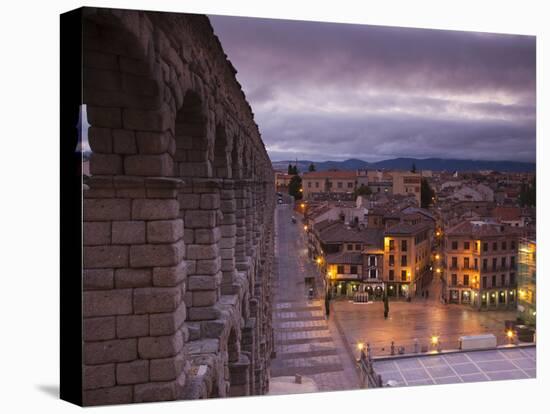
[
  {"xmin": 353, "ymin": 184, "xmax": 372, "ymax": 199},
  {"xmin": 421, "ymin": 178, "xmax": 435, "ymax": 208},
  {"xmin": 411, "ymin": 162, "xmax": 417, "ymax": 173},
  {"xmin": 288, "ymin": 174, "xmax": 303, "ymax": 200},
  {"xmin": 308, "ymin": 163, "xmax": 316, "ymax": 172},
  {"xmin": 287, "ymin": 164, "xmax": 293, "ymax": 175},
  {"xmin": 519, "ymin": 177, "xmax": 536, "ymax": 207}
]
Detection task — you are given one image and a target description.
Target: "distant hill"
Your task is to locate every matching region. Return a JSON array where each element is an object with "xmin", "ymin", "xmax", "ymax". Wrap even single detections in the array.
[{"xmin": 272, "ymin": 157, "xmax": 535, "ymax": 173}]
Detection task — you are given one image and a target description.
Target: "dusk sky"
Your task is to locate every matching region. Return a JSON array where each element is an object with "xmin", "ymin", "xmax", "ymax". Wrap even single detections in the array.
[{"xmin": 209, "ymin": 15, "xmax": 536, "ymax": 163}]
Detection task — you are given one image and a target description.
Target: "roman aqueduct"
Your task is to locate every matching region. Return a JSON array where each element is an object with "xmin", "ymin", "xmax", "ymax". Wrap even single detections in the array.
[{"xmin": 82, "ymin": 8, "xmax": 275, "ymax": 405}]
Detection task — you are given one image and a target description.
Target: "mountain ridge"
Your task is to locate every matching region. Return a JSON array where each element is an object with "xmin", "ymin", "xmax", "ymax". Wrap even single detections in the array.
[{"xmin": 272, "ymin": 157, "xmax": 535, "ymax": 173}]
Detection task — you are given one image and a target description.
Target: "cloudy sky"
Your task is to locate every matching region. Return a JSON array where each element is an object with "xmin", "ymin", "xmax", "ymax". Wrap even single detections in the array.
[{"xmin": 209, "ymin": 15, "xmax": 535, "ymax": 163}]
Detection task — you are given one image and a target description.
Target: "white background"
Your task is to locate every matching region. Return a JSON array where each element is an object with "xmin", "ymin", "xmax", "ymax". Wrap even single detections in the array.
[{"xmin": 0, "ymin": 0, "xmax": 547, "ymax": 412}]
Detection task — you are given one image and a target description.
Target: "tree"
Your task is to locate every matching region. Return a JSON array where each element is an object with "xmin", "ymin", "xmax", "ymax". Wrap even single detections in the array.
[
  {"xmin": 354, "ymin": 184, "xmax": 372, "ymax": 199},
  {"xmin": 411, "ymin": 162, "xmax": 417, "ymax": 173},
  {"xmin": 308, "ymin": 163, "xmax": 316, "ymax": 172},
  {"xmin": 519, "ymin": 177, "xmax": 536, "ymax": 207},
  {"xmin": 383, "ymin": 287, "xmax": 389, "ymax": 319},
  {"xmin": 287, "ymin": 164, "xmax": 293, "ymax": 175},
  {"xmin": 421, "ymin": 178, "xmax": 435, "ymax": 208},
  {"xmin": 292, "ymin": 165, "xmax": 299, "ymax": 175},
  {"xmin": 288, "ymin": 174, "xmax": 303, "ymax": 200}
]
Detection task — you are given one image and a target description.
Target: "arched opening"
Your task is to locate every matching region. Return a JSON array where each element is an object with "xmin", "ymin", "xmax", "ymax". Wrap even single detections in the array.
[{"xmin": 174, "ymin": 91, "xmax": 209, "ymax": 178}]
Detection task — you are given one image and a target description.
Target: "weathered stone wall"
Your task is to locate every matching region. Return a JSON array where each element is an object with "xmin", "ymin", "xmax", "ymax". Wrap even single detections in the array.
[{"xmin": 82, "ymin": 7, "xmax": 275, "ymax": 405}]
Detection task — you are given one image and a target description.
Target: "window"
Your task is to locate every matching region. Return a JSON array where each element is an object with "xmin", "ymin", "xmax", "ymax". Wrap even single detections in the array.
[
  {"xmin": 401, "ymin": 240, "xmax": 408, "ymax": 252},
  {"xmin": 389, "ymin": 239, "xmax": 395, "ymax": 251},
  {"xmin": 401, "ymin": 270, "xmax": 407, "ymax": 281},
  {"xmin": 315, "ymin": 182, "xmax": 319, "ymax": 188},
  {"xmin": 347, "ymin": 244, "xmax": 353, "ymax": 251},
  {"xmin": 464, "ymin": 241, "xmax": 470, "ymax": 250},
  {"xmin": 483, "ymin": 242, "xmax": 488, "ymax": 252},
  {"xmin": 370, "ymin": 269, "xmax": 377, "ymax": 278},
  {"xmin": 389, "ymin": 269, "xmax": 395, "ymax": 280},
  {"xmin": 492, "ymin": 258, "xmax": 497, "ymax": 271},
  {"xmin": 482, "ymin": 276, "xmax": 487, "ymax": 288},
  {"xmin": 492, "ymin": 242, "xmax": 498, "ymax": 251},
  {"xmin": 355, "ymin": 244, "xmax": 361, "ymax": 251},
  {"xmin": 369, "ymin": 256, "xmax": 376, "ymax": 266},
  {"xmin": 451, "ymin": 274, "xmax": 457, "ymax": 286},
  {"xmin": 389, "ymin": 255, "xmax": 395, "ymax": 266},
  {"xmin": 502, "ymin": 241, "xmax": 507, "ymax": 250},
  {"xmin": 452, "ymin": 241, "xmax": 458, "ymax": 250},
  {"xmin": 510, "ymin": 273, "xmax": 515, "ymax": 285},
  {"xmin": 451, "ymin": 257, "xmax": 458, "ymax": 269},
  {"xmin": 474, "ymin": 242, "xmax": 479, "ymax": 251},
  {"xmin": 501, "ymin": 274, "xmax": 506, "ymax": 286},
  {"xmin": 474, "ymin": 258, "xmax": 478, "ymax": 270},
  {"xmin": 307, "ymin": 182, "xmax": 311, "ymax": 188},
  {"xmin": 401, "ymin": 255, "xmax": 407, "ymax": 266},
  {"xmin": 347, "ymin": 182, "xmax": 353, "ymax": 188},
  {"xmin": 492, "ymin": 275, "xmax": 496, "ymax": 287},
  {"xmin": 350, "ymin": 265, "xmax": 358, "ymax": 275},
  {"xmin": 511, "ymin": 256, "xmax": 516, "ymax": 268},
  {"xmin": 511, "ymin": 240, "xmax": 516, "ymax": 250},
  {"xmin": 501, "ymin": 257, "xmax": 506, "ymax": 268},
  {"xmin": 464, "ymin": 257, "xmax": 470, "ymax": 269},
  {"xmin": 337, "ymin": 265, "xmax": 344, "ymax": 274},
  {"xmin": 337, "ymin": 182, "xmax": 343, "ymax": 188},
  {"xmin": 463, "ymin": 275, "xmax": 469, "ymax": 286},
  {"xmin": 483, "ymin": 259, "xmax": 488, "ymax": 271}
]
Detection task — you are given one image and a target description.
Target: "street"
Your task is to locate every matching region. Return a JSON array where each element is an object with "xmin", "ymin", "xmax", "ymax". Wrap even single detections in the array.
[{"xmin": 271, "ymin": 203, "xmax": 360, "ymax": 391}]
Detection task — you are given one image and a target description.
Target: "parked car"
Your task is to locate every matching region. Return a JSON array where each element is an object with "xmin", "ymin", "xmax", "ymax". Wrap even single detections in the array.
[
  {"xmin": 291, "ymin": 216, "xmax": 297, "ymax": 223},
  {"xmin": 277, "ymin": 199, "xmax": 283, "ymax": 204}
]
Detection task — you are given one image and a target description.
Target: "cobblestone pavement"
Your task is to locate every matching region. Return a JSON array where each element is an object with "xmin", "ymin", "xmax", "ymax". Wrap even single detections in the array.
[
  {"xmin": 332, "ymin": 299, "xmax": 518, "ymax": 358},
  {"xmin": 271, "ymin": 204, "xmax": 360, "ymax": 392}
]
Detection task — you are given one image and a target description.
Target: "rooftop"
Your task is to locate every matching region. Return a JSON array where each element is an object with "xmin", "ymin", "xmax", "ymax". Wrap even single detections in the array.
[
  {"xmin": 318, "ymin": 221, "xmax": 384, "ymax": 246},
  {"xmin": 446, "ymin": 220, "xmax": 521, "ymax": 238},
  {"xmin": 303, "ymin": 170, "xmax": 357, "ymax": 179}
]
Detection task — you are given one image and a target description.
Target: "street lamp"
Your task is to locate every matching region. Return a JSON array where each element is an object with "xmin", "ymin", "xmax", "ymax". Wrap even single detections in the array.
[
  {"xmin": 506, "ymin": 329, "xmax": 514, "ymax": 344},
  {"xmin": 304, "ymin": 224, "xmax": 308, "ymax": 231}
]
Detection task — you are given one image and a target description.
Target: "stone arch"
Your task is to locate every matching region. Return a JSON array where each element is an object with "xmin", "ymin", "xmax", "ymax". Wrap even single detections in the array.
[
  {"xmin": 83, "ymin": 11, "xmax": 175, "ymax": 178},
  {"xmin": 174, "ymin": 90, "xmax": 210, "ymax": 178}
]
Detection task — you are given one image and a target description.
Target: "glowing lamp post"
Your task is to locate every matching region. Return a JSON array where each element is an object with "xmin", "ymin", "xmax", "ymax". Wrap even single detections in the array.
[
  {"xmin": 506, "ymin": 329, "xmax": 514, "ymax": 344},
  {"xmin": 431, "ymin": 335, "xmax": 441, "ymax": 352}
]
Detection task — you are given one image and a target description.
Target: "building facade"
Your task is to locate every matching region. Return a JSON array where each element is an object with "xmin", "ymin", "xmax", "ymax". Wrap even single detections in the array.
[
  {"xmin": 444, "ymin": 221, "xmax": 519, "ymax": 310},
  {"xmin": 517, "ymin": 239, "xmax": 536, "ymax": 325},
  {"xmin": 391, "ymin": 171, "xmax": 422, "ymax": 205},
  {"xmin": 383, "ymin": 220, "xmax": 433, "ymax": 298},
  {"xmin": 302, "ymin": 170, "xmax": 357, "ymax": 200}
]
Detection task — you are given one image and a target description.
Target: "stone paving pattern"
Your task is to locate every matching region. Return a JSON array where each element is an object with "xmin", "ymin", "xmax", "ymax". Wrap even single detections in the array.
[
  {"xmin": 271, "ymin": 204, "xmax": 360, "ymax": 392},
  {"xmin": 374, "ymin": 346, "xmax": 536, "ymax": 387},
  {"xmin": 333, "ymin": 299, "xmax": 518, "ymax": 357}
]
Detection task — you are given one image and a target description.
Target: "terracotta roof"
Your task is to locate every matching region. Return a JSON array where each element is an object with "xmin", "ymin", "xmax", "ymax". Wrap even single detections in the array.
[
  {"xmin": 446, "ymin": 220, "xmax": 520, "ymax": 237},
  {"xmin": 303, "ymin": 170, "xmax": 356, "ymax": 179},
  {"xmin": 325, "ymin": 252, "xmax": 363, "ymax": 265},
  {"xmin": 319, "ymin": 222, "xmax": 384, "ymax": 247},
  {"xmin": 385, "ymin": 221, "xmax": 433, "ymax": 235},
  {"xmin": 492, "ymin": 207, "xmax": 521, "ymax": 221}
]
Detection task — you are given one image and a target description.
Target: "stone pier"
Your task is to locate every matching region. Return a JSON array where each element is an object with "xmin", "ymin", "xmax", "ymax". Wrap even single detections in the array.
[{"xmin": 82, "ymin": 7, "xmax": 274, "ymax": 405}]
